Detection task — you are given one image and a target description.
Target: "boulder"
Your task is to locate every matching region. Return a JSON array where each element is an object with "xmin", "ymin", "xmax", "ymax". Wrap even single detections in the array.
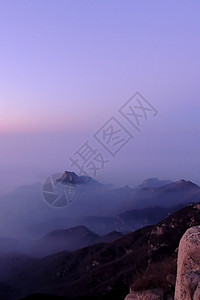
[
  {"xmin": 175, "ymin": 226, "xmax": 200, "ymax": 300},
  {"xmin": 124, "ymin": 288, "xmax": 163, "ymax": 300}
]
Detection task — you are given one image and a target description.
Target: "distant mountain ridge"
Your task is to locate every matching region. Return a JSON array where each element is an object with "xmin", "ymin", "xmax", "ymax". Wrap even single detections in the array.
[
  {"xmin": 0, "ymin": 172, "xmax": 199, "ymax": 240},
  {"xmin": 158, "ymin": 179, "xmax": 200, "ymax": 191},
  {"xmin": 136, "ymin": 178, "xmax": 173, "ymax": 189},
  {"xmin": 30, "ymin": 225, "xmax": 123, "ymax": 257},
  {"xmin": 79, "ymin": 203, "xmax": 187, "ymax": 234}
]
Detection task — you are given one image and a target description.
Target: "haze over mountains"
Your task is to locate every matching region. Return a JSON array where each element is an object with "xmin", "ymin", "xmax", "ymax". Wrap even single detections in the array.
[
  {"xmin": 0, "ymin": 171, "xmax": 199, "ymax": 256},
  {"xmin": 31, "ymin": 226, "xmax": 123, "ymax": 257},
  {"xmin": 0, "ymin": 171, "xmax": 199, "ymax": 299},
  {"xmin": 0, "ymin": 172, "xmax": 199, "ymax": 240}
]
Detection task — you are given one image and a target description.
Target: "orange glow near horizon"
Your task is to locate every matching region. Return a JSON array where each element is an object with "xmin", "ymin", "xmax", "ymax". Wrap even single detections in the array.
[{"xmin": 0, "ymin": 112, "xmax": 92, "ymax": 134}]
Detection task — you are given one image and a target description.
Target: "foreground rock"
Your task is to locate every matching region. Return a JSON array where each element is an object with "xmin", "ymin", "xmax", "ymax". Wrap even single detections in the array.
[
  {"xmin": 124, "ymin": 288, "xmax": 164, "ymax": 300},
  {"xmin": 175, "ymin": 225, "xmax": 200, "ymax": 300}
]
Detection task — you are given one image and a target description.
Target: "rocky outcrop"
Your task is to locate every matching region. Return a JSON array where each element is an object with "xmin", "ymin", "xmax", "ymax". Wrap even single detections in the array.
[
  {"xmin": 175, "ymin": 225, "xmax": 200, "ymax": 300},
  {"xmin": 124, "ymin": 288, "xmax": 164, "ymax": 300}
]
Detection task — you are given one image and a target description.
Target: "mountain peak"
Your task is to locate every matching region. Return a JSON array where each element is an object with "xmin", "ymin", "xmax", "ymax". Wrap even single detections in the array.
[
  {"xmin": 175, "ymin": 179, "xmax": 199, "ymax": 189},
  {"xmin": 57, "ymin": 171, "xmax": 100, "ymax": 185},
  {"xmin": 175, "ymin": 179, "xmax": 197, "ymax": 186},
  {"xmin": 137, "ymin": 178, "xmax": 173, "ymax": 189},
  {"xmin": 46, "ymin": 225, "xmax": 96, "ymax": 238},
  {"xmin": 160, "ymin": 179, "xmax": 200, "ymax": 191}
]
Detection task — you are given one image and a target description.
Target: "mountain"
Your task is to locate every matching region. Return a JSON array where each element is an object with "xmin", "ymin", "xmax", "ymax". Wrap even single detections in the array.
[
  {"xmin": 1, "ymin": 202, "xmax": 200, "ymax": 300},
  {"xmin": 79, "ymin": 204, "xmax": 186, "ymax": 234},
  {"xmin": 131, "ymin": 179, "xmax": 200, "ymax": 209},
  {"xmin": 136, "ymin": 178, "xmax": 173, "ymax": 189},
  {"xmin": 158, "ymin": 179, "xmax": 199, "ymax": 191},
  {"xmin": 30, "ymin": 226, "xmax": 123, "ymax": 257},
  {"xmin": 56, "ymin": 171, "xmax": 101, "ymax": 186},
  {"xmin": 28, "ymin": 203, "xmax": 188, "ymax": 237},
  {"xmin": 0, "ymin": 172, "xmax": 111, "ymax": 239},
  {"xmin": 0, "ymin": 173, "xmax": 199, "ymax": 242},
  {"xmin": 115, "ymin": 203, "xmax": 186, "ymax": 231}
]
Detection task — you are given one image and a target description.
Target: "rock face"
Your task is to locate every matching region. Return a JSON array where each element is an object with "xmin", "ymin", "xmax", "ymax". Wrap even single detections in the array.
[
  {"xmin": 175, "ymin": 226, "xmax": 200, "ymax": 300},
  {"xmin": 124, "ymin": 288, "xmax": 163, "ymax": 300}
]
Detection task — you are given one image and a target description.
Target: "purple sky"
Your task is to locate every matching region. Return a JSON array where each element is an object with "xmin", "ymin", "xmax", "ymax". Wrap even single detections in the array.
[{"xmin": 0, "ymin": 0, "xmax": 200, "ymax": 195}]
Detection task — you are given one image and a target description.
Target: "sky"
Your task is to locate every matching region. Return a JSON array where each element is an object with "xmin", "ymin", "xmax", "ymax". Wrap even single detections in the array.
[{"xmin": 0, "ymin": 0, "xmax": 200, "ymax": 195}]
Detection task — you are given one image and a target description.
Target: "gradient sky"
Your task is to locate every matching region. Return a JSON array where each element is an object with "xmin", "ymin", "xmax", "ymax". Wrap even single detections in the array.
[{"xmin": 0, "ymin": 0, "xmax": 200, "ymax": 195}]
